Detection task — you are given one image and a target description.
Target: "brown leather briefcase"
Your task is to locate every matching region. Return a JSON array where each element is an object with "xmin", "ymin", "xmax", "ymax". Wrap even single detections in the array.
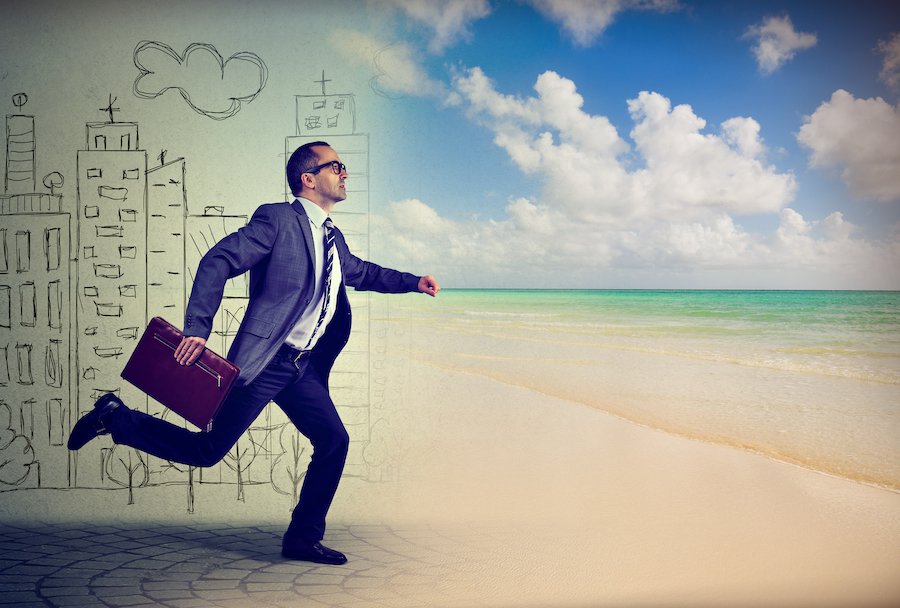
[{"xmin": 121, "ymin": 317, "xmax": 240, "ymax": 432}]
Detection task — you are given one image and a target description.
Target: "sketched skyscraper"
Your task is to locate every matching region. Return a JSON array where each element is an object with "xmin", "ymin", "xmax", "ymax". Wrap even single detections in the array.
[
  {"xmin": 74, "ymin": 117, "xmax": 148, "ymax": 485},
  {"xmin": 286, "ymin": 74, "xmax": 372, "ymax": 478},
  {"xmin": 0, "ymin": 94, "xmax": 71, "ymax": 488}
]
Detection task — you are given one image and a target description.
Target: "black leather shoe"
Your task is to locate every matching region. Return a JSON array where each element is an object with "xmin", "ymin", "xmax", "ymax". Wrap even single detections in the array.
[
  {"xmin": 67, "ymin": 393, "xmax": 123, "ymax": 450},
  {"xmin": 281, "ymin": 540, "xmax": 347, "ymax": 565}
]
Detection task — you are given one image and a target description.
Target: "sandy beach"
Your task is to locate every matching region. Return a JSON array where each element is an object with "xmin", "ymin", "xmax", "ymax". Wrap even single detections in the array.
[
  {"xmin": 363, "ymin": 350, "xmax": 900, "ymax": 606},
  {"xmin": 349, "ymin": 298, "xmax": 900, "ymax": 606}
]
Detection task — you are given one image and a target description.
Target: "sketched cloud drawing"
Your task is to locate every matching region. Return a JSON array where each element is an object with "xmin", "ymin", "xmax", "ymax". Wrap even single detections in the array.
[{"xmin": 133, "ymin": 40, "xmax": 268, "ymax": 120}]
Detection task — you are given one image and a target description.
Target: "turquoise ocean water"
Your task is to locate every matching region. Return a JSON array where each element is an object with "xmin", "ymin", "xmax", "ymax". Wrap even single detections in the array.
[{"xmin": 396, "ymin": 290, "xmax": 900, "ymax": 489}]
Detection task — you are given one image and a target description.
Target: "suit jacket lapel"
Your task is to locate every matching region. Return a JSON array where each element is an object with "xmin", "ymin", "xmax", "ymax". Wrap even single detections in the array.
[{"xmin": 290, "ymin": 199, "xmax": 316, "ymax": 267}]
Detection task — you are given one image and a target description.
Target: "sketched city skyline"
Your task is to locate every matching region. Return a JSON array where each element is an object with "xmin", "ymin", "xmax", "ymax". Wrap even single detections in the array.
[{"xmin": 0, "ymin": 65, "xmax": 402, "ymax": 509}]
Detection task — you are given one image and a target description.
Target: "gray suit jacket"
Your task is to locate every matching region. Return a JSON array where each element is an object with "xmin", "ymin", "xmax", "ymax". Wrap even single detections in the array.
[{"xmin": 183, "ymin": 200, "xmax": 420, "ymax": 385}]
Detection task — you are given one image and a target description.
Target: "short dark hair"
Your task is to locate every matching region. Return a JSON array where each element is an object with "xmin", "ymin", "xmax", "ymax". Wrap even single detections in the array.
[{"xmin": 286, "ymin": 141, "xmax": 331, "ymax": 195}]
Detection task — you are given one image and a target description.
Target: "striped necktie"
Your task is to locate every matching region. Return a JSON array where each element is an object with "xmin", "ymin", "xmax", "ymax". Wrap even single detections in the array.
[{"xmin": 303, "ymin": 217, "xmax": 335, "ymax": 349}]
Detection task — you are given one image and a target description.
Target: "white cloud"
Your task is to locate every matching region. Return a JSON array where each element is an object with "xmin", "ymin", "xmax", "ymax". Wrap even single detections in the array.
[
  {"xmin": 525, "ymin": 0, "xmax": 679, "ymax": 47},
  {"xmin": 373, "ymin": 198, "xmax": 897, "ymax": 288},
  {"xmin": 627, "ymin": 92, "xmax": 795, "ymax": 217},
  {"xmin": 369, "ymin": 68, "xmax": 899, "ymax": 288},
  {"xmin": 821, "ymin": 211, "xmax": 858, "ymax": 241},
  {"xmin": 768, "ymin": 208, "xmax": 890, "ymax": 280},
  {"xmin": 454, "ymin": 67, "xmax": 794, "ymax": 224},
  {"xmin": 721, "ymin": 116, "xmax": 764, "ymax": 159},
  {"xmin": 330, "ymin": 29, "xmax": 446, "ymax": 98},
  {"xmin": 797, "ymin": 89, "xmax": 900, "ymax": 202},
  {"xmin": 877, "ymin": 31, "xmax": 900, "ymax": 92},
  {"xmin": 385, "ymin": 0, "xmax": 491, "ymax": 54},
  {"xmin": 743, "ymin": 15, "xmax": 817, "ymax": 74}
]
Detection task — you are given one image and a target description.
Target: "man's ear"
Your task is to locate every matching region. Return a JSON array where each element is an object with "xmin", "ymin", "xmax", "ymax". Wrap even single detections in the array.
[{"xmin": 300, "ymin": 172, "xmax": 316, "ymax": 191}]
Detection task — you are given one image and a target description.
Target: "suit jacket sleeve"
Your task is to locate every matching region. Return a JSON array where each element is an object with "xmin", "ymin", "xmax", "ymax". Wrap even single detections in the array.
[{"xmin": 183, "ymin": 205, "xmax": 278, "ymax": 339}]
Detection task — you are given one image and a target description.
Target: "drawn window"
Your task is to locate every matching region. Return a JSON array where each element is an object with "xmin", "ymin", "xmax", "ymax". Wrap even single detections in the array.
[
  {"xmin": 95, "ymin": 302, "xmax": 123, "ymax": 317},
  {"xmin": 119, "ymin": 284, "xmax": 136, "ymax": 298},
  {"xmin": 87, "ymin": 168, "xmax": 102, "ymax": 178},
  {"xmin": 94, "ymin": 263, "xmax": 122, "ymax": 279},
  {"xmin": 98, "ymin": 186, "xmax": 128, "ymax": 201},
  {"xmin": 0, "ymin": 229, "xmax": 7, "ymax": 273},
  {"xmin": 45, "ymin": 340, "xmax": 63, "ymax": 389},
  {"xmin": 20, "ymin": 399, "xmax": 35, "ymax": 438},
  {"xmin": 15, "ymin": 231, "xmax": 31, "ymax": 273},
  {"xmin": 119, "ymin": 245, "xmax": 136, "ymax": 259},
  {"xmin": 313, "ymin": 100, "xmax": 326, "ymax": 110},
  {"xmin": 16, "ymin": 344, "xmax": 33, "ymax": 385},
  {"xmin": 46, "ymin": 398, "xmax": 65, "ymax": 446},
  {"xmin": 84, "ymin": 205, "xmax": 100, "ymax": 218},
  {"xmin": 122, "ymin": 168, "xmax": 140, "ymax": 180},
  {"xmin": 334, "ymin": 100, "xmax": 345, "ymax": 110},
  {"xmin": 0, "ymin": 285, "xmax": 10, "ymax": 328},
  {"xmin": 83, "ymin": 286, "xmax": 99, "ymax": 297},
  {"xmin": 120, "ymin": 133, "xmax": 131, "ymax": 149},
  {"xmin": 48, "ymin": 280, "xmax": 61, "ymax": 329},
  {"xmin": 116, "ymin": 327, "xmax": 139, "ymax": 339},
  {"xmin": 83, "ymin": 246, "xmax": 96, "ymax": 259},
  {"xmin": 44, "ymin": 228, "xmax": 61, "ymax": 271},
  {"xmin": 120, "ymin": 209, "xmax": 137, "ymax": 222},
  {"xmin": 96, "ymin": 226, "xmax": 124, "ymax": 238},
  {"xmin": 94, "ymin": 346, "xmax": 123, "ymax": 358},
  {"xmin": 94, "ymin": 135, "xmax": 107, "ymax": 150},
  {"xmin": 19, "ymin": 282, "xmax": 36, "ymax": 327},
  {"xmin": 0, "ymin": 345, "xmax": 8, "ymax": 386}
]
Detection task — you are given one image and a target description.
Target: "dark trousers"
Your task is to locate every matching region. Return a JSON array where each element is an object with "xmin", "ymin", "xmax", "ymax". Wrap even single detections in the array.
[{"xmin": 108, "ymin": 345, "xmax": 349, "ymax": 543}]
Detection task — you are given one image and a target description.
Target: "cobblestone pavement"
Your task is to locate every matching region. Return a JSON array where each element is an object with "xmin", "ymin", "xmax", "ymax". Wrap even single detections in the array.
[{"xmin": 0, "ymin": 521, "xmax": 521, "ymax": 608}]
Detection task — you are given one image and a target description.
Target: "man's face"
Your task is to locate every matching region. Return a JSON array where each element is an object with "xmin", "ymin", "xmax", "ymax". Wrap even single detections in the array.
[{"xmin": 309, "ymin": 146, "xmax": 347, "ymax": 204}]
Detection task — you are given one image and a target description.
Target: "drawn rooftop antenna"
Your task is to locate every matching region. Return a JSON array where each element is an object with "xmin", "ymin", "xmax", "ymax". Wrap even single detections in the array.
[
  {"xmin": 100, "ymin": 94, "xmax": 120, "ymax": 123},
  {"xmin": 315, "ymin": 70, "xmax": 332, "ymax": 95}
]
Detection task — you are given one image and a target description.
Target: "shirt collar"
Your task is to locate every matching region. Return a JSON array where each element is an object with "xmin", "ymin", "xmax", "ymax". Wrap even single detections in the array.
[{"xmin": 296, "ymin": 197, "xmax": 328, "ymax": 228}]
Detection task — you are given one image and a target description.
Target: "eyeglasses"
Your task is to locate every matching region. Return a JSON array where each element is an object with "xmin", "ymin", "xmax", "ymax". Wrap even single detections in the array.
[{"xmin": 303, "ymin": 160, "xmax": 347, "ymax": 175}]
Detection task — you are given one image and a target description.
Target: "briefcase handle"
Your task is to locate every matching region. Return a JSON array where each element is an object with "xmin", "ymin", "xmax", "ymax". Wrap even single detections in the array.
[{"xmin": 152, "ymin": 333, "xmax": 225, "ymax": 388}]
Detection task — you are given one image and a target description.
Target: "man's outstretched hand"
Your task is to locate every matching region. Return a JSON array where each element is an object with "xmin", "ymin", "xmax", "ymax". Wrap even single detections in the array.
[
  {"xmin": 418, "ymin": 275, "xmax": 440, "ymax": 297},
  {"xmin": 175, "ymin": 336, "xmax": 207, "ymax": 366}
]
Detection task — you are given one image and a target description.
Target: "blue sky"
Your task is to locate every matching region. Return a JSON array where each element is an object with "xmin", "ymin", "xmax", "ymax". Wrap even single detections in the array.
[
  {"xmin": 330, "ymin": 0, "xmax": 900, "ymax": 289},
  {"xmin": 2, "ymin": 0, "xmax": 898, "ymax": 289}
]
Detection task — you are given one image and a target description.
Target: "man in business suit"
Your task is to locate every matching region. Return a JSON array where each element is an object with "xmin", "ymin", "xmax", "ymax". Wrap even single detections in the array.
[{"xmin": 68, "ymin": 141, "xmax": 439, "ymax": 565}]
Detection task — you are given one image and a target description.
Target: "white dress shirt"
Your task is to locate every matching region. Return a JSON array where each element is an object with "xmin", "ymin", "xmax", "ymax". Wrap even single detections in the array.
[{"xmin": 284, "ymin": 197, "xmax": 343, "ymax": 350}]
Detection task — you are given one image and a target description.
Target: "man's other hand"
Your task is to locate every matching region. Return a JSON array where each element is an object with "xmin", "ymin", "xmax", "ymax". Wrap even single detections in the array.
[
  {"xmin": 418, "ymin": 275, "xmax": 440, "ymax": 297},
  {"xmin": 175, "ymin": 336, "xmax": 207, "ymax": 366}
]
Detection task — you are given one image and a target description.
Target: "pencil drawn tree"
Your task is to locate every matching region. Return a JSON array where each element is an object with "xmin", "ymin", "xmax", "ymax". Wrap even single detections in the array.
[
  {"xmin": 42, "ymin": 172, "xmax": 64, "ymax": 196},
  {"xmin": 0, "ymin": 402, "xmax": 36, "ymax": 487},
  {"xmin": 159, "ymin": 460, "xmax": 197, "ymax": 514},
  {"xmin": 104, "ymin": 445, "xmax": 150, "ymax": 505},
  {"xmin": 271, "ymin": 423, "xmax": 310, "ymax": 509},
  {"xmin": 364, "ymin": 416, "xmax": 409, "ymax": 482},
  {"xmin": 223, "ymin": 435, "xmax": 259, "ymax": 502}
]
